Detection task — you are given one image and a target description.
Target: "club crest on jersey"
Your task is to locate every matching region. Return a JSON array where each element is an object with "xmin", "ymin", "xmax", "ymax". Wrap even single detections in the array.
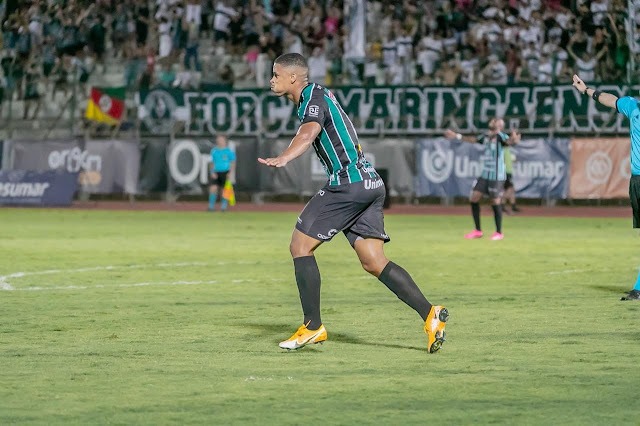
[{"xmin": 308, "ymin": 105, "xmax": 320, "ymax": 117}]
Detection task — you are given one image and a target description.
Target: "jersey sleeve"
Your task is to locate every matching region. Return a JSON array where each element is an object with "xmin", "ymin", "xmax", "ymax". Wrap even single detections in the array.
[
  {"xmin": 616, "ymin": 96, "xmax": 638, "ymax": 118},
  {"xmin": 498, "ymin": 131, "xmax": 510, "ymax": 145},
  {"xmin": 300, "ymin": 90, "xmax": 327, "ymax": 127},
  {"xmin": 229, "ymin": 149, "xmax": 236, "ymax": 162},
  {"xmin": 476, "ymin": 134, "xmax": 485, "ymax": 144}
]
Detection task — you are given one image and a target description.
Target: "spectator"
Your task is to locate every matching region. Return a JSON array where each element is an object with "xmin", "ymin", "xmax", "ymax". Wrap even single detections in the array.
[
  {"xmin": 23, "ymin": 59, "xmax": 40, "ymax": 119},
  {"xmin": 481, "ymin": 54, "xmax": 508, "ymax": 85},
  {"xmin": 213, "ymin": 0, "xmax": 239, "ymax": 52},
  {"xmin": 307, "ymin": 47, "xmax": 327, "ymax": 85},
  {"xmin": 568, "ymin": 37, "xmax": 608, "ymax": 83}
]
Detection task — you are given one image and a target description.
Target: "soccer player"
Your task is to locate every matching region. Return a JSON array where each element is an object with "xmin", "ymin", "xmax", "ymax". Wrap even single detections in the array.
[
  {"xmin": 444, "ymin": 119, "xmax": 521, "ymax": 240},
  {"xmin": 208, "ymin": 134, "xmax": 236, "ymax": 212},
  {"xmin": 258, "ymin": 53, "xmax": 449, "ymax": 352},
  {"xmin": 572, "ymin": 74, "xmax": 640, "ymax": 301}
]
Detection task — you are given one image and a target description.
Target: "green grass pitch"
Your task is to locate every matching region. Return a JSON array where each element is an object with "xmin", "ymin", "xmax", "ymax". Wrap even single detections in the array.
[{"xmin": 1, "ymin": 208, "xmax": 639, "ymax": 425}]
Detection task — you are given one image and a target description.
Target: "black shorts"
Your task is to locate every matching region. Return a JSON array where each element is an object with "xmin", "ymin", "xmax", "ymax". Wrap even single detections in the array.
[
  {"xmin": 472, "ymin": 177, "xmax": 505, "ymax": 199},
  {"xmin": 504, "ymin": 173, "xmax": 514, "ymax": 190},
  {"xmin": 296, "ymin": 178, "xmax": 390, "ymax": 246},
  {"xmin": 210, "ymin": 171, "xmax": 229, "ymax": 187},
  {"xmin": 630, "ymin": 175, "xmax": 640, "ymax": 228}
]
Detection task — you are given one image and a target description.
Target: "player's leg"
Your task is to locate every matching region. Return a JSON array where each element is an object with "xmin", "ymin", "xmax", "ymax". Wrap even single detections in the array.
[
  {"xmin": 353, "ymin": 237, "xmax": 432, "ymax": 318},
  {"xmin": 489, "ymin": 180, "xmax": 504, "ymax": 240},
  {"xmin": 622, "ymin": 176, "xmax": 640, "ymax": 300},
  {"xmin": 346, "ymin": 185, "xmax": 448, "ymax": 353},
  {"xmin": 503, "ymin": 174, "xmax": 513, "ymax": 214},
  {"xmin": 218, "ymin": 172, "xmax": 229, "ymax": 211},
  {"xmin": 208, "ymin": 183, "xmax": 218, "ymax": 211},
  {"xmin": 280, "ymin": 188, "xmax": 343, "ymax": 349},
  {"xmin": 466, "ymin": 179, "xmax": 485, "ymax": 238},
  {"xmin": 349, "ymin": 237, "xmax": 448, "ymax": 353},
  {"xmin": 279, "ymin": 229, "xmax": 327, "ymax": 350}
]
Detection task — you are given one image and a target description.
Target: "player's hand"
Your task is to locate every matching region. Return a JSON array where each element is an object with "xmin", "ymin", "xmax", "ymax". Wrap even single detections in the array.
[
  {"xmin": 510, "ymin": 129, "xmax": 521, "ymax": 144},
  {"xmin": 211, "ymin": 172, "xmax": 217, "ymax": 178},
  {"xmin": 258, "ymin": 157, "xmax": 288, "ymax": 167},
  {"xmin": 443, "ymin": 129, "xmax": 457, "ymax": 139},
  {"xmin": 572, "ymin": 74, "xmax": 587, "ymax": 94}
]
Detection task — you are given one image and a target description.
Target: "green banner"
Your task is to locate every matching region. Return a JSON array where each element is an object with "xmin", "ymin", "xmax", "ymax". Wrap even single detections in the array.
[{"xmin": 138, "ymin": 84, "xmax": 639, "ymax": 137}]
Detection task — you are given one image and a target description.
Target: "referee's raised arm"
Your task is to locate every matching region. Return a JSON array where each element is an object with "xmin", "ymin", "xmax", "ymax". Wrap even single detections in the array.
[{"xmin": 572, "ymin": 74, "xmax": 618, "ymax": 109}]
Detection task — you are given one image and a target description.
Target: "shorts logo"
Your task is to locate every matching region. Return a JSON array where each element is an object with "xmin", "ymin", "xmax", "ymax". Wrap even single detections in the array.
[
  {"xmin": 308, "ymin": 105, "xmax": 320, "ymax": 117},
  {"xmin": 318, "ymin": 189, "xmax": 325, "ymax": 196},
  {"xmin": 364, "ymin": 179, "xmax": 384, "ymax": 190},
  {"xmin": 297, "ymin": 217, "xmax": 302, "ymax": 224},
  {"xmin": 317, "ymin": 228, "xmax": 338, "ymax": 240}
]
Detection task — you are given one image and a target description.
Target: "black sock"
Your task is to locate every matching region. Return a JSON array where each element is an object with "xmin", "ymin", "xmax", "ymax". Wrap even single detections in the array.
[
  {"xmin": 293, "ymin": 256, "xmax": 322, "ymax": 330},
  {"xmin": 471, "ymin": 202, "xmax": 481, "ymax": 230},
  {"xmin": 378, "ymin": 261, "xmax": 432, "ymax": 321},
  {"xmin": 492, "ymin": 204, "xmax": 502, "ymax": 233}
]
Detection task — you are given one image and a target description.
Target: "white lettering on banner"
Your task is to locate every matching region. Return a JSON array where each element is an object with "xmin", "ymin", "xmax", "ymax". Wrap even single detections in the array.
[
  {"xmin": 514, "ymin": 161, "xmax": 565, "ymax": 179},
  {"xmin": 168, "ymin": 140, "xmax": 237, "ymax": 185},
  {"xmin": 139, "ymin": 85, "xmax": 640, "ymax": 136},
  {"xmin": 453, "ymin": 156, "xmax": 482, "ymax": 178},
  {"xmin": 48, "ymin": 147, "xmax": 102, "ymax": 173},
  {"xmin": 0, "ymin": 182, "xmax": 50, "ymax": 197},
  {"xmin": 421, "ymin": 149, "xmax": 454, "ymax": 183},
  {"xmin": 585, "ymin": 151, "xmax": 612, "ymax": 184},
  {"xmin": 168, "ymin": 140, "xmax": 208, "ymax": 185}
]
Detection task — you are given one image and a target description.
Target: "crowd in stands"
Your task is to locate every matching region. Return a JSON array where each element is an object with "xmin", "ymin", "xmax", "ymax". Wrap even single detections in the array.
[{"xmin": 0, "ymin": 0, "xmax": 638, "ymax": 120}]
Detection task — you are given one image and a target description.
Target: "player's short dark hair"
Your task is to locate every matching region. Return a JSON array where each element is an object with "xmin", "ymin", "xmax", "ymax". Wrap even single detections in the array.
[{"xmin": 274, "ymin": 53, "xmax": 308, "ymax": 69}]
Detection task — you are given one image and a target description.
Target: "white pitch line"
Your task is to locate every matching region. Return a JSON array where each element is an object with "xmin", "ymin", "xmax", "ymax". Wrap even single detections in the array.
[
  {"xmin": 0, "ymin": 261, "xmax": 290, "ymax": 292},
  {"xmin": 2, "ymin": 278, "xmax": 299, "ymax": 292},
  {"xmin": 0, "ymin": 260, "xmax": 377, "ymax": 292},
  {"xmin": 545, "ymin": 269, "xmax": 591, "ymax": 275}
]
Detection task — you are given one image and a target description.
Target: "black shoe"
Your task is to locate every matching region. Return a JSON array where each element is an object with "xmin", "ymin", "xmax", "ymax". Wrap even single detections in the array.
[{"xmin": 620, "ymin": 289, "xmax": 640, "ymax": 301}]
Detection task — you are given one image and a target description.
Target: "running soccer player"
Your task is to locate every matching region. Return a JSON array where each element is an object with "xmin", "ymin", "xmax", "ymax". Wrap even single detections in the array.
[
  {"xmin": 258, "ymin": 53, "xmax": 449, "ymax": 352},
  {"xmin": 444, "ymin": 119, "xmax": 521, "ymax": 240},
  {"xmin": 572, "ymin": 74, "xmax": 640, "ymax": 301}
]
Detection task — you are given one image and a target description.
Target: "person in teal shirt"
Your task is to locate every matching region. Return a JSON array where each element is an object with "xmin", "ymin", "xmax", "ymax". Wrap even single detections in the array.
[
  {"xmin": 573, "ymin": 74, "xmax": 640, "ymax": 301},
  {"xmin": 208, "ymin": 134, "xmax": 236, "ymax": 212}
]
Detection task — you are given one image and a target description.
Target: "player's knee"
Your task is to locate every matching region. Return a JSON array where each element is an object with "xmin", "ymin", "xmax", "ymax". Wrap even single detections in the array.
[
  {"xmin": 360, "ymin": 258, "xmax": 386, "ymax": 276},
  {"xmin": 289, "ymin": 241, "xmax": 313, "ymax": 258}
]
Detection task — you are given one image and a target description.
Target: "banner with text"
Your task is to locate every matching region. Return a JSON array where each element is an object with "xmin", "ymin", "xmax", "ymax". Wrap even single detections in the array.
[
  {"xmin": 138, "ymin": 84, "xmax": 638, "ymax": 137},
  {"xmin": 165, "ymin": 138, "xmax": 259, "ymax": 195},
  {"xmin": 569, "ymin": 138, "xmax": 630, "ymax": 199},
  {"xmin": 0, "ymin": 169, "xmax": 78, "ymax": 206},
  {"xmin": 6, "ymin": 139, "xmax": 140, "ymax": 194},
  {"xmin": 415, "ymin": 138, "xmax": 570, "ymax": 198}
]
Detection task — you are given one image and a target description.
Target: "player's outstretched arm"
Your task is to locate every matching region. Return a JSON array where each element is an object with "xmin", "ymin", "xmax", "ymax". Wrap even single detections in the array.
[
  {"xmin": 258, "ymin": 122, "xmax": 322, "ymax": 168},
  {"xmin": 444, "ymin": 128, "xmax": 475, "ymax": 143},
  {"xmin": 572, "ymin": 74, "xmax": 618, "ymax": 110}
]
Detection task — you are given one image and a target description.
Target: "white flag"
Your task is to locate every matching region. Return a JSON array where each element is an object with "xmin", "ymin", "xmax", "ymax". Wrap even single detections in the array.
[{"xmin": 344, "ymin": 0, "xmax": 366, "ymax": 59}]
